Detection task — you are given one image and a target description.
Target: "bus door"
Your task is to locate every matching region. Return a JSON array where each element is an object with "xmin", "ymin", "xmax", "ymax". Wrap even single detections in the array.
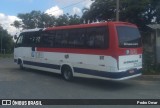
[{"xmin": 14, "ymin": 33, "xmax": 32, "ymax": 61}]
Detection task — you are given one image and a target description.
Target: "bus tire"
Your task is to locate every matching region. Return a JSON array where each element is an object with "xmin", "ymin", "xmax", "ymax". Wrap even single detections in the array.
[
  {"xmin": 18, "ymin": 59, "xmax": 24, "ymax": 70},
  {"xmin": 61, "ymin": 65, "xmax": 73, "ymax": 81}
]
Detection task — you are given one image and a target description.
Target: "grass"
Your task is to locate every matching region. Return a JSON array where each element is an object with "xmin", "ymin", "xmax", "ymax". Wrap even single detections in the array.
[
  {"xmin": 0, "ymin": 53, "xmax": 13, "ymax": 58},
  {"xmin": 142, "ymin": 70, "xmax": 160, "ymax": 75},
  {"xmin": 142, "ymin": 64, "xmax": 160, "ymax": 75}
]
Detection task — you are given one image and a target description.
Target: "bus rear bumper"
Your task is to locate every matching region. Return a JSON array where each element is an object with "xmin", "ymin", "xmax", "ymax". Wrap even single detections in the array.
[
  {"xmin": 113, "ymin": 73, "xmax": 142, "ymax": 80},
  {"xmin": 74, "ymin": 67, "xmax": 142, "ymax": 80},
  {"xmin": 112, "ymin": 68, "xmax": 142, "ymax": 80}
]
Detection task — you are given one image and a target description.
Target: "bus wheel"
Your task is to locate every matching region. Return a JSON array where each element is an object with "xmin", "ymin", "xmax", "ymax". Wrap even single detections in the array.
[
  {"xmin": 19, "ymin": 60, "xmax": 24, "ymax": 70},
  {"xmin": 62, "ymin": 66, "xmax": 73, "ymax": 81}
]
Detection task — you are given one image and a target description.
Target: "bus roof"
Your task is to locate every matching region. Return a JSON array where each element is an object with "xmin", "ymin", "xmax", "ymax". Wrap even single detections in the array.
[
  {"xmin": 45, "ymin": 21, "xmax": 136, "ymax": 31},
  {"xmin": 17, "ymin": 22, "xmax": 137, "ymax": 34}
]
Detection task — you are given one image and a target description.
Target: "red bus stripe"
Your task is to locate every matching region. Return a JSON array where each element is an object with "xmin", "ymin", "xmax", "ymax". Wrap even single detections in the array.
[{"xmin": 36, "ymin": 47, "xmax": 112, "ymax": 55}]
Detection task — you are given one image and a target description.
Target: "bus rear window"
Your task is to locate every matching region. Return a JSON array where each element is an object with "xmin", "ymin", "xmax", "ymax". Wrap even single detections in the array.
[{"xmin": 116, "ymin": 26, "xmax": 142, "ymax": 48}]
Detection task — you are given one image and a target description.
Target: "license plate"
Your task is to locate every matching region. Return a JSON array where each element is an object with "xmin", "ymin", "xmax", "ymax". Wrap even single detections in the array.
[{"xmin": 129, "ymin": 70, "xmax": 135, "ymax": 74}]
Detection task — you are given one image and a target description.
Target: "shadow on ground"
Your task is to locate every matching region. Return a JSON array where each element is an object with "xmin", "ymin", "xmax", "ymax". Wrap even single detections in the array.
[{"xmin": 18, "ymin": 67, "xmax": 133, "ymax": 91}]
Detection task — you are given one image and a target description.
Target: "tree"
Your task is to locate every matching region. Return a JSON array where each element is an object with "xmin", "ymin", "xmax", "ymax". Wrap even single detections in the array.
[
  {"xmin": 68, "ymin": 14, "xmax": 81, "ymax": 25},
  {"xmin": 55, "ymin": 14, "xmax": 69, "ymax": 26},
  {"xmin": 143, "ymin": 0, "xmax": 160, "ymax": 24},
  {"xmin": 82, "ymin": 0, "xmax": 160, "ymax": 31},
  {"xmin": 55, "ymin": 14, "xmax": 81, "ymax": 26},
  {"xmin": 0, "ymin": 26, "xmax": 14, "ymax": 53},
  {"xmin": 13, "ymin": 11, "xmax": 81, "ymax": 29},
  {"xmin": 82, "ymin": 0, "xmax": 116, "ymax": 22},
  {"xmin": 12, "ymin": 20, "xmax": 22, "ymax": 29},
  {"xmin": 14, "ymin": 10, "xmax": 56, "ymax": 29}
]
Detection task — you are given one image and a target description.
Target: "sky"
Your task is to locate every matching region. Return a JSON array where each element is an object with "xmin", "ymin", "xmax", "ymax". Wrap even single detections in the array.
[{"xmin": 0, "ymin": 0, "xmax": 93, "ymax": 35}]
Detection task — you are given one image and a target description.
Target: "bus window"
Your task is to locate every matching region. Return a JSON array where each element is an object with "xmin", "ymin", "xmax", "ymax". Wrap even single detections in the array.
[
  {"xmin": 16, "ymin": 32, "xmax": 31, "ymax": 47},
  {"xmin": 20, "ymin": 32, "xmax": 41, "ymax": 47},
  {"xmin": 86, "ymin": 27, "xmax": 108, "ymax": 49},
  {"xmin": 116, "ymin": 26, "xmax": 142, "ymax": 48},
  {"xmin": 68, "ymin": 28, "xmax": 85, "ymax": 48},
  {"xmin": 40, "ymin": 31, "xmax": 54, "ymax": 47},
  {"xmin": 16, "ymin": 33, "xmax": 24, "ymax": 47},
  {"xmin": 55, "ymin": 30, "xmax": 68, "ymax": 48},
  {"xmin": 33, "ymin": 32, "xmax": 41, "ymax": 46}
]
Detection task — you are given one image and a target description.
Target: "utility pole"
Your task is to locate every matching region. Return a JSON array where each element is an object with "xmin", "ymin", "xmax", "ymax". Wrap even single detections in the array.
[
  {"xmin": 116, "ymin": 0, "xmax": 120, "ymax": 21},
  {"xmin": 0, "ymin": 30, "xmax": 2, "ymax": 54},
  {"xmin": 1, "ymin": 35, "xmax": 2, "ymax": 54}
]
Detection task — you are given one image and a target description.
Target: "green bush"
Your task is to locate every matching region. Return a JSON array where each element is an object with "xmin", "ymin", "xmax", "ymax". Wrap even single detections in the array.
[
  {"xmin": 0, "ymin": 54, "xmax": 13, "ymax": 58},
  {"xmin": 142, "ymin": 50, "xmax": 160, "ymax": 75}
]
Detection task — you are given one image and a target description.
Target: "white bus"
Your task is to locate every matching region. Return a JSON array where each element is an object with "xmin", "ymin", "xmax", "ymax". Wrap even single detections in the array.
[{"xmin": 14, "ymin": 22, "xmax": 142, "ymax": 81}]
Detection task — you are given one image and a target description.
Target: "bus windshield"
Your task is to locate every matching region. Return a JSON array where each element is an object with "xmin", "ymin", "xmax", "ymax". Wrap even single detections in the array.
[{"xmin": 116, "ymin": 26, "xmax": 141, "ymax": 48}]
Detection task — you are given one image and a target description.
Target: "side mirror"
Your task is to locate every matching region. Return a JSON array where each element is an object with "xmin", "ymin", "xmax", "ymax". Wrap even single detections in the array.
[{"xmin": 14, "ymin": 35, "xmax": 18, "ymax": 40}]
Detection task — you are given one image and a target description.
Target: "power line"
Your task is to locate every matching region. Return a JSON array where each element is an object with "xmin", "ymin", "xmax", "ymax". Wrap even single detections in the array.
[{"xmin": 47, "ymin": 0, "xmax": 87, "ymax": 14}]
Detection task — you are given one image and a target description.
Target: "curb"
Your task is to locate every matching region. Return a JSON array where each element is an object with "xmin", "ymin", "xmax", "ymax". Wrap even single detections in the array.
[
  {"xmin": 142, "ymin": 75, "xmax": 160, "ymax": 78},
  {"xmin": 134, "ymin": 75, "xmax": 160, "ymax": 81}
]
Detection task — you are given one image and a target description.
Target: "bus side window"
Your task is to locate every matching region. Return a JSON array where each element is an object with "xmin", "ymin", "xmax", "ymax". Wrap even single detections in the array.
[
  {"xmin": 32, "ymin": 32, "xmax": 41, "ymax": 47},
  {"xmin": 94, "ymin": 27, "xmax": 107, "ymax": 48},
  {"xmin": 40, "ymin": 31, "xmax": 54, "ymax": 47},
  {"xmin": 76, "ymin": 29, "xmax": 85, "ymax": 48},
  {"xmin": 55, "ymin": 30, "xmax": 68, "ymax": 48},
  {"xmin": 86, "ymin": 27, "xmax": 108, "ymax": 49},
  {"xmin": 68, "ymin": 29, "xmax": 77, "ymax": 48},
  {"xmin": 21, "ymin": 32, "xmax": 41, "ymax": 47},
  {"xmin": 68, "ymin": 29, "xmax": 85, "ymax": 48},
  {"xmin": 27, "ymin": 33, "xmax": 35, "ymax": 46},
  {"xmin": 86, "ymin": 28, "xmax": 96, "ymax": 48},
  {"xmin": 62, "ymin": 30, "xmax": 69, "ymax": 47},
  {"xmin": 50, "ymin": 31, "xmax": 56, "ymax": 47}
]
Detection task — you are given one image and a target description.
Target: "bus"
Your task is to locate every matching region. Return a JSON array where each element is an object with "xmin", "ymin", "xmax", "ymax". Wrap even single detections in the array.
[{"xmin": 14, "ymin": 22, "xmax": 142, "ymax": 81}]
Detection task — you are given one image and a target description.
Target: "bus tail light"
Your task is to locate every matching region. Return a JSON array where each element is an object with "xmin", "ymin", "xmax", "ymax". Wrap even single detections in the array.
[
  {"xmin": 126, "ymin": 50, "xmax": 130, "ymax": 55},
  {"xmin": 126, "ymin": 49, "xmax": 138, "ymax": 55}
]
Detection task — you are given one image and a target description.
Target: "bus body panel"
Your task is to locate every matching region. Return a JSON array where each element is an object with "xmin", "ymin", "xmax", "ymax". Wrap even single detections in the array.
[
  {"xmin": 14, "ymin": 47, "xmax": 31, "ymax": 61},
  {"xmin": 119, "ymin": 54, "xmax": 142, "ymax": 71}
]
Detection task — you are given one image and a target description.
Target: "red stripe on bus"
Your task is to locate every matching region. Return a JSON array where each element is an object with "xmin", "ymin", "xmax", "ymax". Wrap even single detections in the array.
[
  {"xmin": 36, "ymin": 47, "xmax": 142, "ymax": 61},
  {"xmin": 36, "ymin": 47, "xmax": 112, "ymax": 55}
]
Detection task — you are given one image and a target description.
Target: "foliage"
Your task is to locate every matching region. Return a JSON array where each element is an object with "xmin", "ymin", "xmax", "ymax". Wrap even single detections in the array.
[
  {"xmin": 0, "ymin": 26, "xmax": 14, "ymax": 53},
  {"xmin": 143, "ymin": 50, "xmax": 160, "ymax": 75},
  {"xmin": 82, "ymin": 0, "xmax": 116, "ymax": 22},
  {"xmin": 143, "ymin": 50, "xmax": 154, "ymax": 72},
  {"xmin": 55, "ymin": 14, "xmax": 81, "ymax": 26},
  {"xmin": 13, "ymin": 11, "xmax": 81, "ymax": 29},
  {"xmin": 68, "ymin": 14, "xmax": 81, "ymax": 25},
  {"xmin": 12, "ymin": 20, "xmax": 22, "ymax": 29},
  {"xmin": 13, "ymin": 11, "xmax": 56, "ymax": 29},
  {"xmin": 82, "ymin": 0, "xmax": 160, "ymax": 31},
  {"xmin": 55, "ymin": 14, "xmax": 69, "ymax": 26},
  {"xmin": 0, "ymin": 54, "xmax": 13, "ymax": 58},
  {"xmin": 13, "ymin": 0, "xmax": 160, "ymax": 30}
]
